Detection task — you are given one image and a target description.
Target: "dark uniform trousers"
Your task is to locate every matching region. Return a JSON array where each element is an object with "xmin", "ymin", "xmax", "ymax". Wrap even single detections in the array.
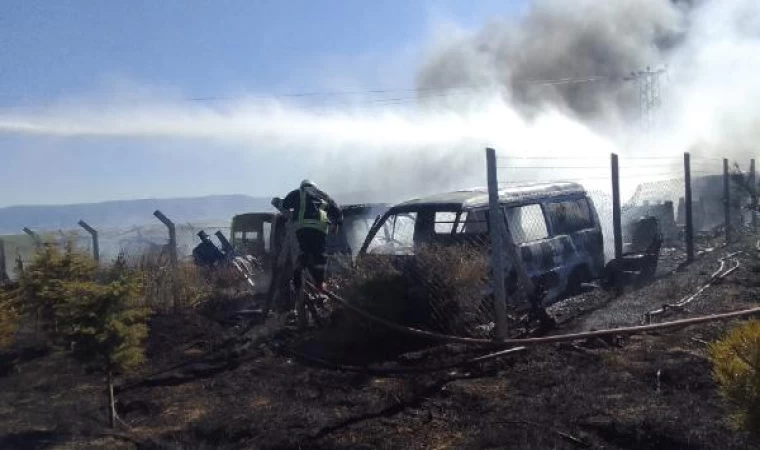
[{"xmin": 293, "ymin": 227, "xmax": 327, "ymax": 289}]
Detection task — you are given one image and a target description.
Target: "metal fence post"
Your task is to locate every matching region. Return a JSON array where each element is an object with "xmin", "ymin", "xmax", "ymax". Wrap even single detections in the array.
[
  {"xmin": 684, "ymin": 153, "xmax": 694, "ymax": 262},
  {"xmin": 153, "ymin": 210, "xmax": 178, "ymax": 266},
  {"xmin": 611, "ymin": 153, "xmax": 623, "ymax": 261},
  {"xmin": 486, "ymin": 148, "xmax": 508, "ymax": 340},
  {"xmin": 751, "ymin": 158, "xmax": 757, "ymax": 232},
  {"xmin": 23, "ymin": 227, "xmax": 41, "ymax": 248},
  {"xmin": 724, "ymin": 158, "xmax": 731, "ymax": 244},
  {"xmin": 77, "ymin": 220, "xmax": 100, "ymax": 262},
  {"xmin": 263, "ymin": 202, "xmax": 297, "ymax": 318},
  {"xmin": 0, "ymin": 239, "xmax": 8, "ymax": 282}
]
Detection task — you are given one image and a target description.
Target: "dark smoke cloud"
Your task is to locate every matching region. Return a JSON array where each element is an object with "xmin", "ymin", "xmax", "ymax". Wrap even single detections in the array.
[{"xmin": 416, "ymin": 0, "xmax": 695, "ymax": 123}]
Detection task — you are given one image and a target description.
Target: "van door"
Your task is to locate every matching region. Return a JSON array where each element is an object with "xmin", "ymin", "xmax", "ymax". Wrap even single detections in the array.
[
  {"xmin": 503, "ymin": 204, "xmax": 562, "ymax": 299},
  {"xmin": 543, "ymin": 196, "xmax": 603, "ymax": 294}
]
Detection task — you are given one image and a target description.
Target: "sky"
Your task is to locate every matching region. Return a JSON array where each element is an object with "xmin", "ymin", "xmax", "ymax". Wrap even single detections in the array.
[{"xmin": 0, "ymin": 0, "xmax": 527, "ymax": 207}]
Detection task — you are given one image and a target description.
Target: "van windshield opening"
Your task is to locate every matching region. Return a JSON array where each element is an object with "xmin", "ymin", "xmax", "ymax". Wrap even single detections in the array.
[
  {"xmin": 366, "ymin": 212, "xmax": 417, "ymax": 255},
  {"xmin": 342, "ymin": 215, "xmax": 377, "ymax": 257}
]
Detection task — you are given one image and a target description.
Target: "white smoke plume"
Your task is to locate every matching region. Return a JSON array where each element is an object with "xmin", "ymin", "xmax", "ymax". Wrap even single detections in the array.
[{"xmin": 0, "ymin": 0, "xmax": 759, "ymax": 203}]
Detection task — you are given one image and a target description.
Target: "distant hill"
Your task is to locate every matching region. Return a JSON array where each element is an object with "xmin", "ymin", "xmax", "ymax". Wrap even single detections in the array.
[{"xmin": 0, "ymin": 195, "xmax": 273, "ymax": 234}]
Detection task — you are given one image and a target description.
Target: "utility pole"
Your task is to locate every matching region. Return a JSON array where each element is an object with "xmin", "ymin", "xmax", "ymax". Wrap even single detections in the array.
[{"xmin": 624, "ymin": 66, "xmax": 666, "ymax": 139}]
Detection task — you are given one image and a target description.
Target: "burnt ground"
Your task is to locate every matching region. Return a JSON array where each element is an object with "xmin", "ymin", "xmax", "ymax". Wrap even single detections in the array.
[{"xmin": 1, "ymin": 236, "xmax": 760, "ymax": 449}]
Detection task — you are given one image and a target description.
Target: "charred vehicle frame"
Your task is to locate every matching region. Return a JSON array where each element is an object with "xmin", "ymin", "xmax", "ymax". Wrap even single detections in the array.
[{"xmin": 358, "ymin": 183, "xmax": 606, "ymax": 313}]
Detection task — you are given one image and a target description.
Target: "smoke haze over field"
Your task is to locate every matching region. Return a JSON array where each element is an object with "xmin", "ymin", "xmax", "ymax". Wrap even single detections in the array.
[
  {"xmin": 417, "ymin": 0, "xmax": 688, "ymax": 122},
  {"xmin": 1, "ymin": 0, "xmax": 759, "ymax": 204}
]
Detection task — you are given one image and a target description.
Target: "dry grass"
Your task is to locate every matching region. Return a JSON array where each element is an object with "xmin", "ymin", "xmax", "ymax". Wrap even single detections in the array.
[
  {"xmin": 331, "ymin": 243, "xmax": 491, "ymax": 336},
  {"xmin": 124, "ymin": 250, "xmax": 211, "ymax": 312}
]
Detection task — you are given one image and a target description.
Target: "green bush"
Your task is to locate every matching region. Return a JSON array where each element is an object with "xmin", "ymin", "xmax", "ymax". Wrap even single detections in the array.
[
  {"xmin": 709, "ymin": 319, "xmax": 760, "ymax": 436},
  {"xmin": 58, "ymin": 268, "xmax": 149, "ymax": 428},
  {"xmin": 59, "ymin": 277, "xmax": 148, "ymax": 371},
  {"xmin": 19, "ymin": 244, "xmax": 97, "ymax": 338}
]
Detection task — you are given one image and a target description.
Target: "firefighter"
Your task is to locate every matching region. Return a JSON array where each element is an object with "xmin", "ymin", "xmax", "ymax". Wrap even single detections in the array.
[{"xmin": 280, "ymin": 180, "xmax": 343, "ymax": 293}]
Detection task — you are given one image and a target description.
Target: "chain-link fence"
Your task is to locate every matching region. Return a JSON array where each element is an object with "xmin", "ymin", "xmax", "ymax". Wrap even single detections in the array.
[
  {"xmin": 2, "ymin": 151, "xmax": 756, "ymax": 339},
  {"xmin": 497, "ymin": 153, "xmax": 751, "ymax": 256},
  {"xmin": 334, "ymin": 231, "xmax": 495, "ymax": 338},
  {"xmin": 0, "ymin": 219, "xmax": 235, "ymax": 310},
  {"xmin": 322, "ymin": 150, "xmax": 759, "ymax": 340},
  {"xmin": 3, "ymin": 222, "xmax": 233, "ymax": 267}
]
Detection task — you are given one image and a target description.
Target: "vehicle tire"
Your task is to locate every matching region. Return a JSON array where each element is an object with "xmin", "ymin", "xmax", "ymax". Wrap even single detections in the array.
[
  {"xmin": 530, "ymin": 305, "xmax": 556, "ymax": 335},
  {"xmin": 564, "ymin": 265, "xmax": 591, "ymax": 297},
  {"xmin": 639, "ymin": 255, "xmax": 658, "ymax": 281}
]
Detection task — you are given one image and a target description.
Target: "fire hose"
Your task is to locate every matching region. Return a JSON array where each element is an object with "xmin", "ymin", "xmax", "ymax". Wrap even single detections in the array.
[
  {"xmin": 279, "ymin": 345, "xmax": 527, "ymax": 375},
  {"xmin": 310, "ymin": 281, "xmax": 760, "ymax": 349},
  {"xmin": 645, "ymin": 251, "xmax": 743, "ymax": 322},
  {"xmin": 129, "ymin": 252, "xmax": 760, "ymax": 384}
]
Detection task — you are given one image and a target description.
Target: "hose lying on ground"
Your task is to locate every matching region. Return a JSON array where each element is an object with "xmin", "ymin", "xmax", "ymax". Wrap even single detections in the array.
[
  {"xmin": 313, "ymin": 281, "xmax": 760, "ymax": 348},
  {"xmin": 278, "ymin": 345, "xmax": 527, "ymax": 375},
  {"xmin": 646, "ymin": 251, "xmax": 742, "ymax": 321}
]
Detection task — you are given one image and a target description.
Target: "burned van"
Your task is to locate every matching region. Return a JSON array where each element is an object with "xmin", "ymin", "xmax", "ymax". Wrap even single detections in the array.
[{"xmin": 358, "ymin": 182, "xmax": 604, "ymax": 307}]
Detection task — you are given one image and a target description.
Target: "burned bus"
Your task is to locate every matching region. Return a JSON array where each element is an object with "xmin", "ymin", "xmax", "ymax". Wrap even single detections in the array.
[{"xmin": 230, "ymin": 212, "xmax": 283, "ymax": 271}]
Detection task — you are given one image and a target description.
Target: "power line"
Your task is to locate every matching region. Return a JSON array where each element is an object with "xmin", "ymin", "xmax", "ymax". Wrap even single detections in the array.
[{"xmin": 0, "ymin": 74, "xmax": 621, "ymax": 111}]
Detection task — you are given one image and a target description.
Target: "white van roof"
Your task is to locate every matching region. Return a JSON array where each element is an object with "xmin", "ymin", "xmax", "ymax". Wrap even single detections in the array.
[{"xmin": 395, "ymin": 182, "xmax": 586, "ymax": 210}]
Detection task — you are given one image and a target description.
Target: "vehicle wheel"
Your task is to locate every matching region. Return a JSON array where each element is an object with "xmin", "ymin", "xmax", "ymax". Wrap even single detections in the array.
[
  {"xmin": 639, "ymin": 256, "xmax": 658, "ymax": 280},
  {"xmin": 530, "ymin": 306, "xmax": 556, "ymax": 335},
  {"xmin": 565, "ymin": 265, "xmax": 591, "ymax": 297}
]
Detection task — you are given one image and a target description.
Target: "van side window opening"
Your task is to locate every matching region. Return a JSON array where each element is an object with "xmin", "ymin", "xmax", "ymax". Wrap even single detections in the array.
[
  {"xmin": 505, "ymin": 204, "xmax": 548, "ymax": 243},
  {"xmin": 434, "ymin": 212, "xmax": 458, "ymax": 234},
  {"xmin": 455, "ymin": 212, "xmax": 467, "ymax": 233},
  {"xmin": 546, "ymin": 198, "xmax": 594, "ymax": 234},
  {"xmin": 457, "ymin": 210, "xmax": 489, "ymax": 234},
  {"xmin": 366, "ymin": 212, "xmax": 417, "ymax": 253}
]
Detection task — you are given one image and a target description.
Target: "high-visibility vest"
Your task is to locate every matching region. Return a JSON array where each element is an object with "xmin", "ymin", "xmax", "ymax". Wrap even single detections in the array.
[{"xmin": 297, "ymin": 188, "xmax": 329, "ymax": 233}]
